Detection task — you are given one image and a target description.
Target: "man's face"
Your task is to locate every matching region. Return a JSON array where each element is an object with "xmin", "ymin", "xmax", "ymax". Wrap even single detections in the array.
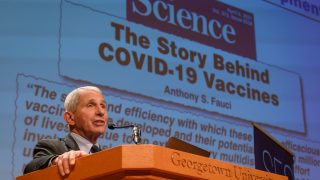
[{"xmin": 71, "ymin": 90, "xmax": 107, "ymax": 141}]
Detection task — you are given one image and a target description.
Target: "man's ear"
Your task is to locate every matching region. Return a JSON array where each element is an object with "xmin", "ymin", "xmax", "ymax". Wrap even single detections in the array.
[{"xmin": 64, "ymin": 111, "xmax": 75, "ymax": 126}]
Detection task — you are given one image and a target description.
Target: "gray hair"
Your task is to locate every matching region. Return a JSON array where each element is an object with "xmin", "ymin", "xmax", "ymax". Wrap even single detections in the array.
[{"xmin": 64, "ymin": 86, "xmax": 103, "ymax": 113}]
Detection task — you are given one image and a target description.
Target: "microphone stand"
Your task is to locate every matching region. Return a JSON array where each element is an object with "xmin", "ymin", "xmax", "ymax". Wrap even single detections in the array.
[
  {"xmin": 108, "ymin": 123, "xmax": 142, "ymax": 144},
  {"xmin": 132, "ymin": 126, "xmax": 142, "ymax": 144}
]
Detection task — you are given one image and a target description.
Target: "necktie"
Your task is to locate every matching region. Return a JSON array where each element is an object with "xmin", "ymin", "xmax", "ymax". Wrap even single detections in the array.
[{"xmin": 90, "ymin": 144, "xmax": 101, "ymax": 153}]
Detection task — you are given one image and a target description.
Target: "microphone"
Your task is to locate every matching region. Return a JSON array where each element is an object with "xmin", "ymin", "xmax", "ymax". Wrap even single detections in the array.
[
  {"xmin": 108, "ymin": 123, "xmax": 142, "ymax": 144},
  {"xmin": 108, "ymin": 123, "xmax": 134, "ymax": 130}
]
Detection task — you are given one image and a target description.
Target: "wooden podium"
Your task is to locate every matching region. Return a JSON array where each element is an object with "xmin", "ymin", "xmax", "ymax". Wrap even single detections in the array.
[{"xmin": 17, "ymin": 145, "xmax": 287, "ymax": 180}]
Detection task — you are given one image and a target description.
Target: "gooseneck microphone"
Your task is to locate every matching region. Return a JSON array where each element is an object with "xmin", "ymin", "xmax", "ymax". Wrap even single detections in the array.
[
  {"xmin": 108, "ymin": 123, "xmax": 134, "ymax": 130},
  {"xmin": 108, "ymin": 123, "xmax": 142, "ymax": 144}
]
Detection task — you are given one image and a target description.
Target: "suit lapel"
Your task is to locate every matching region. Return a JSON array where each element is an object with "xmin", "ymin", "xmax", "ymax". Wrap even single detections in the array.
[{"xmin": 63, "ymin": 133, "xmax": 80, "ymax": 151}]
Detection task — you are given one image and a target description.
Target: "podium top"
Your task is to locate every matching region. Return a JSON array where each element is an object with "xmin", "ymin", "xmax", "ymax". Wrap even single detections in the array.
[
  {"xmin": 17, "ymin": 144, "xmax": 287, "ymax": 180},
  {"xmin": 166, "ymin": 136, "xmax": 210, "ymax": 157}
]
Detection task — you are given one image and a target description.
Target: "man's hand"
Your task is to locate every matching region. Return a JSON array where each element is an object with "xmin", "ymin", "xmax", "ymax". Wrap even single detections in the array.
[{"xmin": 52, "ymin": 150, "xmax": 88, "ymax": 177}]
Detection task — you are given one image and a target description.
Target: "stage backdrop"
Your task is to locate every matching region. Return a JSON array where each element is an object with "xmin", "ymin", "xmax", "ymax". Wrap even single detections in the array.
[{"xmin": 1, "ymin": 0, "xmax": 319, "ymax": 179}]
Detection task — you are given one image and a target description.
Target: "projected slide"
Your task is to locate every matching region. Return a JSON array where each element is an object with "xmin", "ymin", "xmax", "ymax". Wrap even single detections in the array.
[{"xmin": 59, "ymin": 0, "xmax": 304, "ymax": 133}]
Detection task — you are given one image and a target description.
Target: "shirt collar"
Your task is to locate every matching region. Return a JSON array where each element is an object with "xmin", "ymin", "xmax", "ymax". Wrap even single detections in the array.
[{"xmin": 70, "ymin": 132, "xmax": 99, "ymax": 154}]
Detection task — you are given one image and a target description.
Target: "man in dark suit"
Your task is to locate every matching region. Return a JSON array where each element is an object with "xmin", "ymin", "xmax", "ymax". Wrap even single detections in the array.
[{"xmin": 23, "ymin": 86, "xmax": 108, "ymax": 177}]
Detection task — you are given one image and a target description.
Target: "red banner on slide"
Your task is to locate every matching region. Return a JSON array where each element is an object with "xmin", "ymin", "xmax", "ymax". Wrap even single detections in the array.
[{"xmin": 127, "ymin": 0, "xmax": 257, "ymax": 60}]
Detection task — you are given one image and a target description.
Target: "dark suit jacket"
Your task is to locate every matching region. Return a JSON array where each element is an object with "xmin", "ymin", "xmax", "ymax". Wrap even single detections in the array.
[{"xmin": 23, "ymin": 134, "xmax": 80, "ymax": 174}]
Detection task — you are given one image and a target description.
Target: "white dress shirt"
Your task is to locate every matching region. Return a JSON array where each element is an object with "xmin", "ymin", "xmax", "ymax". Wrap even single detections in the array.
[{"xmin": 70, "ymin": 132, "xmax": 99, "ymax": 154}]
